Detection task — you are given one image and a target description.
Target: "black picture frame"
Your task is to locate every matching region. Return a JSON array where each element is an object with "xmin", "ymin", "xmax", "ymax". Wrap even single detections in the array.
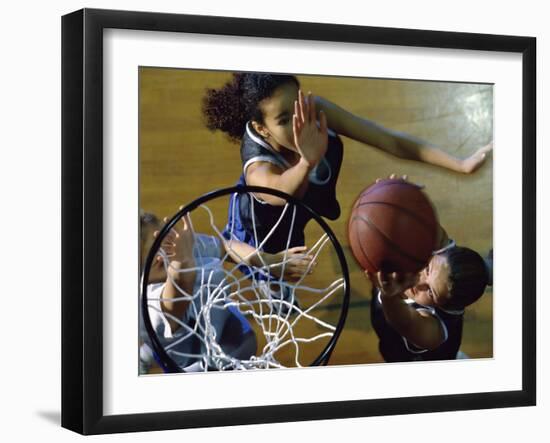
[{"xmin": 61, "ymin": 8, "xmax": 536, "ymax": 435}]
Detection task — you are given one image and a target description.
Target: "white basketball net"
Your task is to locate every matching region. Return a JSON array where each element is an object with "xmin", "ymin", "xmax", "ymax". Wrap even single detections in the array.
[{"xmin": 145, "ymin": 192, "xmax": 346, "ymax": 371}]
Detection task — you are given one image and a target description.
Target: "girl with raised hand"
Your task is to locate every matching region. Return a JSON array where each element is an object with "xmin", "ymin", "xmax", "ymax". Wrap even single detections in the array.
[{"xmin": 203, "ymin": 73, "xmax": 492, "ymax": 255}]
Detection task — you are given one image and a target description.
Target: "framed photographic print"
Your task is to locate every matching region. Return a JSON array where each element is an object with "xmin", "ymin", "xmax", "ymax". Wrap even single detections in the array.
[{"xmin": 61, "ymin": 8, "xmax": 536, "ymax": 435}]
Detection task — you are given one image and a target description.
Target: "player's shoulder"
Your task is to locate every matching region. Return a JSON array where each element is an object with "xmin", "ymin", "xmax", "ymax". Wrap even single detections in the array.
[
  {"xmin": 241, "ymin": 122, "xmax": 270, "ymax": 155},
  {"xmin": 240, "ymin": 126, "xmax": 284, "ymax": 173}
]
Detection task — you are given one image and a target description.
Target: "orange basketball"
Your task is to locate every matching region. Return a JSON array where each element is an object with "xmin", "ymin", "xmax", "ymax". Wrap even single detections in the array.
[{"xmin": 348, "ymin": 178, "xmax": 439, "ymax": 274}]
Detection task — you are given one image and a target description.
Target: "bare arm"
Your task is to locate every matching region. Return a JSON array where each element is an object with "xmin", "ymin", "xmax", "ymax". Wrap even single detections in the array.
[
  {"xmin": 369, "ymin": 272, "xmax": 445, "ymax": 350},
  {"xmin": 160, "ymin": 262, "xmax": 194, "ymax": 332},
  {"xmin": 315, "ymin": 96, "xmax": 492, "ymax": 174},
  {"xmin": 156, "ymin": 217, "xmax": 196, "ymax": 331},
  {"xmin": 223, "ymin": 239, "xmax": 314, "ymax": 282},
  {"xmin": 246, "ymin": 159, "xmax": 312, "ymax": 205},
  {"xmin": 380, "ymin": 294, "xmax": 445, "ymax": 350}
]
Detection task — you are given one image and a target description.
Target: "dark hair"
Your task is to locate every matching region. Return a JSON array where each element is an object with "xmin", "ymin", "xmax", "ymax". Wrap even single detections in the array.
[
  {"xmin": 140, "ymin": 211, "xmax": 159, "ymax": 230},
  {"xmin": 442, "ymin": 246, "xmax": 489, "ymax": 310},
  {"xmin": 202, "ymin": 73, "xmax": 300, "ymax": 142},
  {"xmin": 139, "ymin": 211, "xmax": 159, "ymax": 271}
]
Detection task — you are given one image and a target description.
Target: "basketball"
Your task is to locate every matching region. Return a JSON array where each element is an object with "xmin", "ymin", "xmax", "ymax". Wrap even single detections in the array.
[{"xmin": 348, "ymin": 178, "xmax": 439, "ymax": 274}]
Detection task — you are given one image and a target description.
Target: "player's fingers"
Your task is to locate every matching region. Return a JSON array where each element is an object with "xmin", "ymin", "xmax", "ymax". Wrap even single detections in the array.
[
  {"xmin": 298, "ymin": 257, "xmax": 314, "ymax": 267},
  {"xmin": 161, "ymin": 229, "xmax": 175, "ymax": 243},
  {"xmin": 402, "ymin": 174, "xmax": 408, "ymax": 181},
  {"xmin": 288, "ymin": 246, "xmax": 308, "ymax": 253},
  {"xmin": 180, "ymin": 214, "xmax": 191, "ymax": 230},
  {"xmin": 308, "ymin": 91, "xmax": 315, "ymax": 123},
  {"xmin": 291, "ymin": 263, "xmax": 314, "ymax": 277},
  {"xmin": 298, "ymin": 89, "xmax": 306, "ymax": 123},
  {"xmin": 293, "ymin": 116, "xmax": 303, "ymax": 153},
  {"xmin": 286, "ymin": 268, "xmax": 302, "ymax": 279},
  {"xmin": 294, "ymin": 100, "xmax": 301, "ymax": 127},
  {"xmin": 163, "ymin": 229, "xmax": 175, "ymax": 241},
  {"xmin": 162, "ymin": 240, "xmax": 176, "ymax": 251},
  {"xmin": 304, "ymin": 256, "xmax": 316, "ymax": 266},
  {"xmin": 377, "ymin": 271, "xmax": 388, "ymax": 288},
  {"xmin": 296, "ymin": 94, "xmax": 302, "ymax": 123},
  {"xmin": 288, "ymin": 256, "xmax": 305, "ymax": 266}
]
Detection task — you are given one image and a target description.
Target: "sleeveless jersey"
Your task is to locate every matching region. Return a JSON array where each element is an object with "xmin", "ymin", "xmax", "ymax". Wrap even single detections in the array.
[
  {"xmin": 370, "ymin": 289, "xmax": 464, "ymax": 362},
  {"xmin": 223, "ymin": 122, "xmax": 344, "ymax": 253}
]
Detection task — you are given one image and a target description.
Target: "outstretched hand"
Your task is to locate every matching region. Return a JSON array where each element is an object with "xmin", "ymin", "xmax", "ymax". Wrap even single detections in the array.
[
  {"xmin": 271, "ymin": 245, "xmax": 316, "ymax": 282},
  {"xmin": 155, "ymin": 214, "xmax": 195, "ymax": 269},
  {"xmin": 460, "ymin": 142, "xmax": 493, "ymax": 174},
  {"xmin": 293, "ymin": 90, "xmax": 328, "ymax": 169}
]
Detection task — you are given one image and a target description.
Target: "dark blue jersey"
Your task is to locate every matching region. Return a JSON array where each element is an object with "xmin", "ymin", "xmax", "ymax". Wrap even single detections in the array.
[
  {"xmin": 223, "ymin": 122, "xmax": 343, "ymax": 254},
  {"xmin": 370, "ymin": 289, "xmax": 464, "ymax": 362}
]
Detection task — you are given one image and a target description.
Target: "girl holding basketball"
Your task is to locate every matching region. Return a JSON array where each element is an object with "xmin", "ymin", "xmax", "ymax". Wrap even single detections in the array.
[
  {"xmin": 368, "ymin": 244, "xmax": 489, "ymax": 362},
  {"xmin": 203, "ymin": 73, "xmax": 492, "ymax": 256},
  {"xmin": 360, "ymin": 173, "xmax": 491, "ymax": 362}
]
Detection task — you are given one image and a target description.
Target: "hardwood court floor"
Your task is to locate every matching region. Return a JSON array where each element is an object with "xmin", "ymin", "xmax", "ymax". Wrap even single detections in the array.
[{"xmin": 140, "ymin": 68, "xmax": 493, "ymax": 365}]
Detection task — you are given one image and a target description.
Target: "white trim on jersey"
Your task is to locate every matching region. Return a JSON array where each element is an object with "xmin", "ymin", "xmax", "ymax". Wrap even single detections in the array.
[
  {"xmin": 308, "ymin": 156, "xmax": 331, "ymax": 185},
  {"xmin": 243, "ymin": 155, "xmax": 286, "ymax": 175},
  {"xmin": 245, "ymin": 122, "xmax": 291, "ymax": 168},
  {"xmin": 432, "ymin": 238, "xmax": 456, "ymax": 255},
  {"xmin": 439, "ymin": 306, "xmax": 465, "ymax": 315},
  {"xmin": 377, "ymin": 290, "xmax": 449, "ymax": 354},
  {"xmin": 244, "ymin": 121, "xmax": 333, "ymax": 186}
]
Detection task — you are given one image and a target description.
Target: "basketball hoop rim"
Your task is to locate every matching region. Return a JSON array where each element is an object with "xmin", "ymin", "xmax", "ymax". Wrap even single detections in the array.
[{"xmin": 141, "ymin": 185, "xmax": 351, "ymax": 373}]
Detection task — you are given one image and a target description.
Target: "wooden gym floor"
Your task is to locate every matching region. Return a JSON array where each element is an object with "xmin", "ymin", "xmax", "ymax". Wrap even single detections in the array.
[{"xmin": 139, "ymin": 68, "xmax": 493, "ymax": 366}]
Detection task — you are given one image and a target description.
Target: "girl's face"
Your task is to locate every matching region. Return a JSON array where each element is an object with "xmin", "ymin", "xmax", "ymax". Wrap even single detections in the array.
[
  {"xmin": 252, "ymin": 82, "xmax": 300, "ymax": 153},
  {"xmin": 405, "ymin": 254, "xmax": 451, "ymax": 308}
]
